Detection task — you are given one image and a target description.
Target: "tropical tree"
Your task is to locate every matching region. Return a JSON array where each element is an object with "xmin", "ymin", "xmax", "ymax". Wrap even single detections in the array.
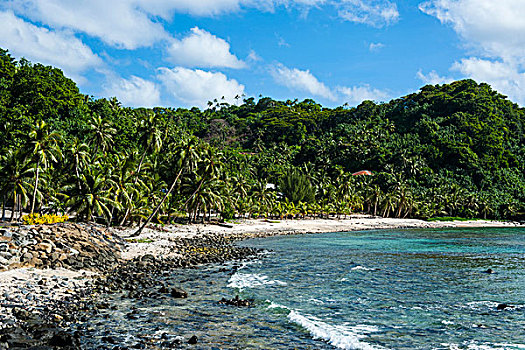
[
  {"xmin": 133, "ymin": 136, "xmax": 201, "ymax": 236},
  {"xmin": 28, "ymin": 120, "xmax": 62, "ymax": 214},
  {"xmin": 88, "ymin": 115, "xmax": 116, "ymax": 154}
]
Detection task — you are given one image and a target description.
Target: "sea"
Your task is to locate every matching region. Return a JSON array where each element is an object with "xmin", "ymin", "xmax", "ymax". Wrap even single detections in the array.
[{"xmin": 82, "ymin": 227, "xmax": 525, "ymax": 349}]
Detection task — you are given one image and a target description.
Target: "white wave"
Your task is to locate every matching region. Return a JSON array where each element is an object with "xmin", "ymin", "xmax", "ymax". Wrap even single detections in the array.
[
  {"xmin": 308, "ymin": 298, "xmax": 325, "ymax": 305},
  {"xmin": 465, "ymin": 301, "xmax": 500, "ymax": 309},
  {"xmin": 227, "ymin": 273, "xmax": 287, "ymax": 289},
  {"xmin": 441, "ymin": 320, "xmax": 455, "ymax": 325},
  {"xmin": 287, "ymin": 311, "xmax": 385, "ymax": 350},
  {"xmin": 443, "ymin": 343, "xmax": 525, "ymax": 350},
  {"xmin": 267, "ymin": 301, "xmax": 290, "ymax": 310},
  {"xmin": 351, "ymin": 266, "xmax": 375, "ymax": 271}
]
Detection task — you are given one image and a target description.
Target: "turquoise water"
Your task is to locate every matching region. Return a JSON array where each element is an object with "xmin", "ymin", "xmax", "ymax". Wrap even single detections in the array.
[
  {"xmin": 233, "ymin": 228, "xmax": 525, "ymax": 349},
  {"xmin": 83, "ymin": 228, "xmax": 525, "ymax": 349}
]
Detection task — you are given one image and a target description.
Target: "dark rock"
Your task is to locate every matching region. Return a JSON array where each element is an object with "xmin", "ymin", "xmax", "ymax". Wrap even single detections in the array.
[
  {"xmin": 49, "ymin": 331, "xmax": 76, "ymax": 347},
  {"xmin": 101, "ymin": 335, "xmax": 117, "ymax": 344},
  {"xmin": 497, "ymin": 303, "xmax": 510, "ymax": 310},
  {"xmin": 187, "ymin": 335, "xmax": 198, "ymax": 345},
  {"xmin": 12, "ymin": 307, "xmax": 31, "ymax": 320},
  {"xmin": 219, "ymin": 295, "xmax": 253, "ymax": 307},
  {"xmin": 170, "ymin": 287, "xmax": 188, "ymax": 298}
]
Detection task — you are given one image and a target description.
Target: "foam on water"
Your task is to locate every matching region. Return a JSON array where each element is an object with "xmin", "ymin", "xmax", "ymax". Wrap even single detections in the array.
[
  {"xmin": 351, "ymin": 266, "xmax": 376, "ymax": 271},
  {"xmin": 227, "ymin": 272, "xmax": 287, "ymax": 289},
  {"xmin": 287, "ymin": 310, "xmax": 385, "ymax": 350},
  {"xmin": 443, "ymin": 343, "xmax": 525, "ymax": 350},
  {"xmin": 464, "ymin": 301, "xmax": 500, "ymax": 310},
  {"xmin": 266, "ymin": 301, "xmax": 384, "ymax": 350}
]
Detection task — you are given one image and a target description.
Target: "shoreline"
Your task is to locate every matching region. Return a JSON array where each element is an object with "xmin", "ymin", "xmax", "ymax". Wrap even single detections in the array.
[
  {"xmin": 116, "ymin": 215, "xmax": 521, "ymax": 260},
  {"xmin": 0, "ymin": 217, "xmax": 522, "ymax": 348}
]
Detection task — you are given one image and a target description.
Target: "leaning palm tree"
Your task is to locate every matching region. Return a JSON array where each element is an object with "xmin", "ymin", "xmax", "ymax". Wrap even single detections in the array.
[
  {"xmin": 28, "ymin": 120, "xmax": 62, "ymax": 214},
  {"xmin": 132, "ymin": 136, "xmax": 201, "ymax": 236},
  {"xmin": 120, "ymin": 111, "xmax": 164, "ymax": 225}
]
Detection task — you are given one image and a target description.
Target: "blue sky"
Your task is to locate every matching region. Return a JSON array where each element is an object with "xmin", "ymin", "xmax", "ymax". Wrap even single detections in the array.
[{"xmin": 1, "ymin": 0, "xmax": 524, "ymax": 109}]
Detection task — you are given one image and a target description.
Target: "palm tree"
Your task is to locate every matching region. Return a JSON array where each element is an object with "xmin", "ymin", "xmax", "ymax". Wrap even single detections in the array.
[
  {"xmin": 119, "ymin": 111, "xmax": 164, "ymax": 225},
  {"xmin": 88, "ymin": 115, "xmax": 116, "ymax": 154},
  {"xmin": 28, "ymin": 120, "xmax": 62, "ymax": 214},
  {"xmin": 0, "ymin": 149, "xmax": 31, "ymax": 221},
  {"xmin": 133, "ymin": 136, "xmax": 201, "ymax": 236},
  {"xmin": 64, "ymin": 137, "xmax": 90, "ymax": 192},
  {"xmin": 64, "ymin": 163, "xmax": 121, "ymax": 224}
]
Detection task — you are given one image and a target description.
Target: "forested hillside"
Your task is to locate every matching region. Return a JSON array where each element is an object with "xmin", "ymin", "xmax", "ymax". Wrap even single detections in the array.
[{"xmin": 1, "ymin": 49, "xmax": 524, "ymax": 225}]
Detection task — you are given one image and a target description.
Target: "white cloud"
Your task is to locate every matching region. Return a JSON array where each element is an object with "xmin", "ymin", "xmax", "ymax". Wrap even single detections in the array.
[
  {"xmin": 420, "ymin": 0, "xmax": 525, "ymax": 104},
  {"xmin": 103, "ymin": 75, "xmax": 161, "ymax": 108},
  {"xmin": 271, "ymin": 63, "xmax": 336, "ymax": 100},
  {"xmin": 270, "ymin": 63, "xmax": 390, "ymax": 104},
  {"xmin": 167, "ymin": 27, "xmax": 246, "ymax": 69},
  {"xmin": 157, "ymin": 67, "xmax": 245, "ymax": 108},
  {"xmin": 3, "ymin": 0, "xmax": 169, "ymax": 50},
  {"xmin": 419, "ymin": 0, "xmax": 525, "ymax": 62},
  {"xmin": 369, "ymin": 42, "xmax": 384, "ymax": 52},
  {"xmin": 2, "ymin": 0, "xmax": 400, "ymax": 53},
  {"xmin": 0, "ymin": 10, "xmax": 102, "ymax": 79},
  {"xmin": 137, "ymin": 0, "xmax": 247, "ymax": 17},
  {"xmin": 416, "ymin": 69, "xmax": 454, "ymax": 85},
  {"xmin": 452, "ymin": 58, "xmax": 525, "ymax": 103},
  {"xmin": 337, "ymin": 0, "xmax": 399, "ymax": 27},
  {"xmin": 337, "ymin": 84, "xmax": 389, "ymax": 105}
]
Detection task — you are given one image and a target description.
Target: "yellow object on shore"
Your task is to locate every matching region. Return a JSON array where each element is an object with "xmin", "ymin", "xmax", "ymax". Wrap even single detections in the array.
[{"xmin": 21, "ymin": 213, "xmax": 69, "ymax": 225}]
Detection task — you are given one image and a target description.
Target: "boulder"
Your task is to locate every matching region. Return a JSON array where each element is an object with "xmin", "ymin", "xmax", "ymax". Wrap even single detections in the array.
[{"xmin": 170, "ymin": 287, "xmax": 188, "ymax": 298}]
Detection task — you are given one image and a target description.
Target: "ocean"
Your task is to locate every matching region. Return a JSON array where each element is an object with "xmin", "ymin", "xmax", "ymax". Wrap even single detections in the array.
[{"xmin": 82, "ymin": 227, "xmax": 525, "ymax": 349}]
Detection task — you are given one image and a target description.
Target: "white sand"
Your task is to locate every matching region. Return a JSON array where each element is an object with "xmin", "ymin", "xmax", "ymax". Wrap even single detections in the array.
[{"xmin": 116, "ymin": 215, "xmax": 520, "ymax": 260}]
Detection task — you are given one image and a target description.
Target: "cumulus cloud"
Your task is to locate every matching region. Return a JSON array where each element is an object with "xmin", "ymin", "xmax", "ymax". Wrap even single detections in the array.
[
  {"xmin": 2, "ymin": 0, "xmax": 401, "ymax": 53},
  {"xmin": 157, "ymin": 67, "xmax": 245, "ymax": 109},
  {"xmin": 167, "ymin": 27, "xmax": 246, "ymax": 69},
  {"xmin": 0, "ymin": 10, "xmax": 102, "ymax": 79},
  {"xmin": 416, "ymin": 69, "xmax": 454, "ymax": 85},
  {"xmin": 419, "ymin": 0, "xmax": 525, "ymax": 61},
  {"xmin": 337, "ymin": 0, "xmax": 399, "ymax": 27},
  {"xmin": 420, "ymin": 0, "xmax": 525, "ymax": 104},
  {"xmin": 3, "ymin": 0, "xmax": 169, "ymax": 50},
  {"xmin": 271, "ymin": 63, "xmax": 336, "ymax": 100},
  {"xmin": 271, "ymin": 63, "xmax": 389, "ymax": 104},
  {"xmin": 452, "ymin": 58, "xmax": 525, "ymax": 102},
  {"xmin": 103, "ymin": 75, "xmax": 161, "ymax": 108},
  {"xmin": 337, "ymin": 84, "xmax": 389, "ymax": 104}
]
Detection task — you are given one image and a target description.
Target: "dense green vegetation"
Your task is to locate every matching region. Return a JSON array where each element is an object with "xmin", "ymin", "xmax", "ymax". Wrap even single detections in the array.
[{"xmin": 1, "ymin": 49, "xmax": 524, "ymax": 228}]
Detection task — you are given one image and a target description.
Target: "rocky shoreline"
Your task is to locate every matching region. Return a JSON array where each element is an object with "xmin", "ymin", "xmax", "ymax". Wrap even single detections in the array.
[
  {"xmin": 0, "ymin": 223, "xmax": 262, "ymax": 349},
  {"xmin": 0, "ymin": 218, "xmax": 521, "ymax": 349}
]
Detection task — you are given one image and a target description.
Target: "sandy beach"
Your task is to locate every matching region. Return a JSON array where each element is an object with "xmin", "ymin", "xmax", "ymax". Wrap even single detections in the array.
[{"xmin": 117, "ymin": 215, "xmax": 520, "ymax": 260}]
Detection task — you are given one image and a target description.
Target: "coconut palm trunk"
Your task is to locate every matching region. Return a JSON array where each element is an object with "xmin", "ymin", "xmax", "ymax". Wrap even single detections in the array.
[
  {"xmin": 132, "ymin": 167, "xmax": 183, "ymax": 237},
  {"xmin": 9, "ymin": 194, "xmax": 16, "ymax": 222},
  {"xmin": 119, "ymin": 147, "xmax": 149, "ymax": 226},
  {"xmin": 30, "ymin": 160, "xmax": 41, "ymax": 214}
]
